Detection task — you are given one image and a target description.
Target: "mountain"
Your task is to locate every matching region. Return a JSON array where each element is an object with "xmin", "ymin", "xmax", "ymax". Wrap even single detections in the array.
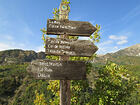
[
  {"xmin": 94, "ymin": 44, "xmax": 140, "ymax": 63},
  {"xmin": 0, "ymin": 49, "xmax": 46, "ymax": 65},
  {"xmin": 113, "ymin": 43, "xmax": 140, "ymax": 56},
  {"xmin": 93, "ymin": 44, "xmax": 140, "ymax": 77}
]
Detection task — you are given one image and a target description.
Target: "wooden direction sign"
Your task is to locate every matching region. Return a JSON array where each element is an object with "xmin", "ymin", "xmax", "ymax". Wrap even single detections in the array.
[
  {"xmin": 47, "ymin": 19, "xmax": 97, "ymax": 36},
  {"xmin": 45, "ymin": 37, "xmax": 98, "ymax": 57},
  {"xmin": 27, "ymin": 59, "xmax": 86, "ymax": 80}
]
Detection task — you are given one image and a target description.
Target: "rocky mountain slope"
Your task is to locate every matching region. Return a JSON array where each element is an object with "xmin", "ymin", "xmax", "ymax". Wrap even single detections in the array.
[
  {"xmin": 0, "ymin": 49, "xmax": 46, "ymax": 65},
  {"xmin": 93, "ymin": 44, "xmax": 140, "ymax": 65},
  {"xmin": 113, "ymin": 44, "xmax": 140, "ymax": 56}
]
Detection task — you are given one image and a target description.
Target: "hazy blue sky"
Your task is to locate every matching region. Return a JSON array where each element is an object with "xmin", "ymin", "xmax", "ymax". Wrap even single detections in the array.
[{"xmin": 0, "ymin": 0, "xmax": 140, "ymax": 54}]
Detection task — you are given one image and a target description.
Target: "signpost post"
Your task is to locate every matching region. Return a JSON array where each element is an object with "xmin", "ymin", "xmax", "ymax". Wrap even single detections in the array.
[
  {"xmin": 59, "ymin": 2, "xmax": 71, "ymax": 105},
  {"xmin": 27, "ymin": 1, "xmax": 98, "ymax": 105}
]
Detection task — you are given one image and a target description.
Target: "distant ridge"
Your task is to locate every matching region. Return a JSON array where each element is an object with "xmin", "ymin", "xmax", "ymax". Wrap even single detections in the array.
[
  {"xmin": 0, "ymin": 49, "xmax": 46, "ymax": 65},
  {"xmin": 93, "ymin": 44, "xmax": 140, "ymax": 65},
  {"xmin": 114, "ymin": 43, "xmax": 140, "ymax": 56}
]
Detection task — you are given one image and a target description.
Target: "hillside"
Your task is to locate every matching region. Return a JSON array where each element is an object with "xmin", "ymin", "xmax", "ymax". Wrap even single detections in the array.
[
  {"xmin": 0, "ymin": 49, "xmax": 46, "ymax": 105},
  {"xmin": 0, "ymin": 45, "xmax": 140, "ymax": 104},
  {"xmin": 0, "ymin": 49, "xmax": 46, "ymax": 65},
  {"xmin": 115, "ymin": 44, "xmax": 140, "ymax": 56},
  {"xmin": 93, "ymin": 44, "xmax": 140, "ymax": 77}
]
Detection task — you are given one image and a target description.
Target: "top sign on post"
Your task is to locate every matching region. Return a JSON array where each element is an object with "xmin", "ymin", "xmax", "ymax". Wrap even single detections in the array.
[{"xmin": 47, "ymin": 19, "xmax": 97, "ymax": 37}]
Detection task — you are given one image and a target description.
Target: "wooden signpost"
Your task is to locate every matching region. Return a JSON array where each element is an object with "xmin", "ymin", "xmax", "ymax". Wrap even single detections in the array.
[
  {"xmin": 47, "ymin": 19, "xmax": 97, "ymax": 36},
  {"xmin": 45, "ymin": 37, "xmax": 98, "ymax": 57},
  {"xmin": 27, "ymin": 1, "xmax": 98, "ymax": 105},
  {"xmin": 27, "ymin": 59, "xmax": 86, "ymax": 80}
]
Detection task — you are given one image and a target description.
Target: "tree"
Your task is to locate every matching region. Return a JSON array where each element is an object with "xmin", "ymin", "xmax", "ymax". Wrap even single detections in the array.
[{"xmin": 89, "ymin": 62, "xmax": 138, "ymax": 105}]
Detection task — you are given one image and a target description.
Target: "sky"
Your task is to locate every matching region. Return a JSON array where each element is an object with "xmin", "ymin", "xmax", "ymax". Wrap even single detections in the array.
[{"xmin": 0, "ymin": 0, "xmax": 140, "ymax": 54}]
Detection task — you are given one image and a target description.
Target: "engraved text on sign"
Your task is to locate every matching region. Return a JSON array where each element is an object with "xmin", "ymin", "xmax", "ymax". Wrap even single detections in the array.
[
  {"xmin": 45, "ymin": 37, "xmax": 98, "ymax": 57},
  {"xmin": 27, "ymin": 59, "xmax": 86, "ymax": 80}
]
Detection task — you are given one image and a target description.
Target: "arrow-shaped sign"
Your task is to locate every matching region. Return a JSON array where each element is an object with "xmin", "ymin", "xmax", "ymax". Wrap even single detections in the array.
[
  {"xmin": 45, "ymin": 37, "xmax": 98, "ymax": 57},
  {"xmin": 47, "ymin": 19, "xmax": 97, "ymax": 37},
  {"xmin": 27, "ymin": 59, "xmax": 86, "ymax": 80}
]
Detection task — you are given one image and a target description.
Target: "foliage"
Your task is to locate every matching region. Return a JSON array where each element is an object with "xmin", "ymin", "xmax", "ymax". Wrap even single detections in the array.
[
  {"xmin": 41, "ymin": 28, "xmax": 47, "ymax": 46},
  {"xmin": 46, "ymin": 55, "xmax": 60, "ymax": 60},
  {"xmin": 0, "ymin": 60, "xmax": 138, "ymax": 105},
  {"xmin": 53, "ymin": 8, "xmax": 60, "ymax": 20},
  {"xmin": 33, "ymin": 80, "xmax": 60, "ymax": 105},
  {"xmin": 90, "ymin": 24, "xmax": 101, "ymax": 43},
  {"xmin": 0, "ymin": 64, "xmax": 28, "ymax": 105},
  {"xmin": 34, "ymin": 90, "xmax": 47, "ymax": 105},
  {"xmin": 125, "ymin": 64, "xmax": 140, "ymax": 78},
  {"xmin": 126, "ymin": 84, "xmax": 140, "ymax": 105},
  {"xmin": 12, "ymin": 79, "xmax": 50, "ymax": 105},
  {"xmin": 46, "ymin": 80, "xmax": 60, "ymax": 104},
  {"xmin": 62, "ymin": 0, "xmax": 70, "ymax": 4},
  {"xmin": 90, "ymin": 62, "xmax": 139, "ymax": 105}
]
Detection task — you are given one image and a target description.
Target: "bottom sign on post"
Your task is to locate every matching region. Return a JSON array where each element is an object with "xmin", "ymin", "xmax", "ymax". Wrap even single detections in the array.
[{"xmin": 27, "ymin": 59, "xmax": 86, "ymax": 80}]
